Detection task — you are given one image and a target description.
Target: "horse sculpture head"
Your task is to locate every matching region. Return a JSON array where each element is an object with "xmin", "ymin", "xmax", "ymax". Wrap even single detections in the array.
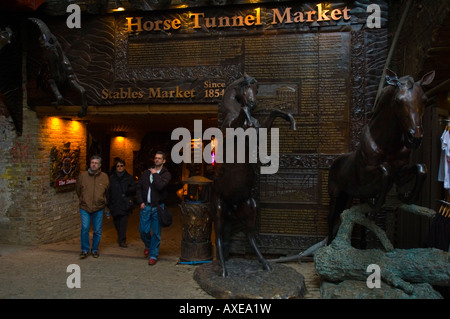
[
  {"xmin": 235, "ymin": 74, "xmax": 259, "ymax": 110},
  {"xmin": 385, "ymin": 69, "xmax": 435, "ymax": 149}
]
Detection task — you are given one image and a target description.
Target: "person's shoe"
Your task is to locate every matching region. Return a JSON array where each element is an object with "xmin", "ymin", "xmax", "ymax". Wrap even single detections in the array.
[
  {"xmin": 148, "ymin": 258, "xmax": 157, "ymax": 265},
  {"xmin": 92, "ymin": 251, "xmax": 99, "ymax": 258},
  {"xmin": 144, "ymin": 248, "xmax": 149, "ymax": 258},
  {"xmin": 79, "ymin": 251, "xmax": 88, "ymax": 259},
  {"xmin": 119, "ymin": 242, "xmax": 128, "ymax": 248}
]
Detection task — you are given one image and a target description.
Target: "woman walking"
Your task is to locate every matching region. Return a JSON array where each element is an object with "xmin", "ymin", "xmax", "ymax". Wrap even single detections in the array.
[{"xmin": 108, "ymin": 159, "xmax": 136, "ymax": 247}]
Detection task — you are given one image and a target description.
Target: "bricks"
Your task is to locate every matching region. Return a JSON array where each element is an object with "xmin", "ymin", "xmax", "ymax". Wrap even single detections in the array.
[{"xmin": 0, "ymin": 112, "xmax": 87, "ymax": 245}]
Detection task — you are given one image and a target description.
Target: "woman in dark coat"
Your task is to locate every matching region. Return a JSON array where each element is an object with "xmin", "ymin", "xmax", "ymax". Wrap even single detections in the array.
[{"xmin": 108, "ymin": 159, "xmax": 136, "ymax": 247}]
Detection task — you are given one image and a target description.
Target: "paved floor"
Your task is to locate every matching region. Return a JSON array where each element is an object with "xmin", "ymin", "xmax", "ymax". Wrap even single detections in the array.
[{"xmin": 0, "ymin": 205, "xmax": 321, "ymax": 299}]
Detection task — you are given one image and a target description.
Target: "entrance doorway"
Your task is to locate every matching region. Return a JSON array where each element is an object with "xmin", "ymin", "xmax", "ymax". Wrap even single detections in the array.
[{"xmin": 84, "ymin": 110, "xmax": 218, "ymax": 249}]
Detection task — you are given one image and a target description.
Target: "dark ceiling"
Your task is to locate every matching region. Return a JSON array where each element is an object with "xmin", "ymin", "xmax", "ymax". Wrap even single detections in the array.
[{"xmin": 84, "ymin": 112, "xmax": 219, "ymax": 135}]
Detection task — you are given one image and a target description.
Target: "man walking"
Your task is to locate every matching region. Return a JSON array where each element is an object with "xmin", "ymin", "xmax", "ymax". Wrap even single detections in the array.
[
  {"xmin": 75, "ymin": 155, "xmax": 109, "ymax": 258},
  {"xmin": 136, "ymin": 151, "xmax": 171, "ymax": 265}
]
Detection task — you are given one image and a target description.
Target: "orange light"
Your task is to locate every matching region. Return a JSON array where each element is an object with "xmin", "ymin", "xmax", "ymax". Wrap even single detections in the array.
[
  {"xmin": 70, "ymin": 120, "xmax": 82, "ymax": 132},
  {"xmin": 50, "ymin": 117, "xmax": 61, "ymax": 127}
]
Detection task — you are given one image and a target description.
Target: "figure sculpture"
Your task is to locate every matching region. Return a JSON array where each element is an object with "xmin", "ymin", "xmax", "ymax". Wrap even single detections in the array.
[
  {"xmin": 27, "ymin": 18, "xmax": 87, "ymax": 117},
  {"xmin": 327, "ymin": 69, "xmax": 435, "ymax": 244},
  {"xmin": 212, "ymin": 74, "xmax": 296, "ymax": 277}
]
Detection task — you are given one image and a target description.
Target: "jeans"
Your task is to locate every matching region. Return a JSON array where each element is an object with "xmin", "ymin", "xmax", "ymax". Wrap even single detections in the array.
[
  {"xmin": 139, "ymin": 204, "xmax": 161, "ymax": 260},
  {"xmin": 79, "ymin": 208, "xmax": 104, "ymax": 253}
]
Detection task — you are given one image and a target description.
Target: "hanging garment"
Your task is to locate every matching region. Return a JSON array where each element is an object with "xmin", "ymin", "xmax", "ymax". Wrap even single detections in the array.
[{"xmin": 438, "ymin": 128, "xmax": 450, "ymax": 189}]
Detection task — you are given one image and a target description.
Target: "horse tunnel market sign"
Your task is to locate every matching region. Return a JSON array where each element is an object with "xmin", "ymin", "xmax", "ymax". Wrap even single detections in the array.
[
  {"xmin": 125, "ymin": 4, "xmax": 352, "ymax": 33},
  {"xmin": 107, "ymin": 2, "xmax": 360, "ymax": 105}
]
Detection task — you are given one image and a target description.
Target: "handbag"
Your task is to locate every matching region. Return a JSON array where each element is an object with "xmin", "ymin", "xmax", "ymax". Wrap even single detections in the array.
[
  {"xmin": 119, "ymin": 181, "xmax": 135, "ymax": 211},
  {"xmin": 124, "ymin": 196, "xmax": 135, "ymax": 211},
  {"xmin": 156, "ymin": 204, "xmax": 172, "ymax": 227}
]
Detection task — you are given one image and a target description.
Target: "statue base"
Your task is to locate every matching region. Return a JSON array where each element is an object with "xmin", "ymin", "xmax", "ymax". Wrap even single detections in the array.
[
  {"xmin": 180, "ymin": 241, "xmax": 212, "ymax": 262},
  {"xmin": 193, "ymin": 258, "xmax": 307, "ymax": 299},
  {"xmin": 320, "ymin": 280, "xmax": 443, "ymax": 299}
]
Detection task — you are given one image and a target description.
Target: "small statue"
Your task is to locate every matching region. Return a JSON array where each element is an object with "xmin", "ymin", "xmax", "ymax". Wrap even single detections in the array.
[{"xmin": 28, "ymin": 18, "xmax": 87, "ymax": 117}]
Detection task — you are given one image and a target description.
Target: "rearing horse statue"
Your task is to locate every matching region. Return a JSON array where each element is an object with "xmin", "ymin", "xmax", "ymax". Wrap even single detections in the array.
[
  {"xmin": 212, "ymin": 74, "xmax": 296, "ymax": 277},
  {"xmin": 327, "ymin": 69, "xmax": 435, "ymax": 244}
]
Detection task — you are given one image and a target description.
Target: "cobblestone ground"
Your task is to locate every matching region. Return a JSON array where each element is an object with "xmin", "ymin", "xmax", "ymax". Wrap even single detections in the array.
[{"xmin": 0, "ymin": 206, "xmax": 321, "ymax": 299}]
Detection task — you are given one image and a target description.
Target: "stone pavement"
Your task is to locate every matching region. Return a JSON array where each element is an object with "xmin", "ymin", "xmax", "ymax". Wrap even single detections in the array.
[{"xmin": 0, "ymin": 205, "xmax": 321, "ymax": 299}]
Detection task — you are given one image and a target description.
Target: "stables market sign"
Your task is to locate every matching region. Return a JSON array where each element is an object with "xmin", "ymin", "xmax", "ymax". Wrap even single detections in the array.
[{"xmin": 125, "ymin": 4, "xmax": 352, "ymax": 33}]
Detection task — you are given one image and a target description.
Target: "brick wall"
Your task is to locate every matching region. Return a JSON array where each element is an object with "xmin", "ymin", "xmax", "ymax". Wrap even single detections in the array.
[{"xmin": 0, "ymin": 107, "xmax": 88, "ymax": 245}]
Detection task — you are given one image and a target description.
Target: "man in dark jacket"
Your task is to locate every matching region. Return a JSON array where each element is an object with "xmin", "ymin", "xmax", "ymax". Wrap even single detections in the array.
[
  {"xmin": 136, "ymin": 151, "xmax": 172, "ymax": 265},
  {"xmin": 108, "ymin": 159, "xmax": 136, "ymax": 248}
]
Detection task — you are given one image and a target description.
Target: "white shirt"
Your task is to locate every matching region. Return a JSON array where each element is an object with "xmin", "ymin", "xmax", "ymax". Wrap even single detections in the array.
[{"xmin": 147, "ymin": 169, "xmax": 161, "ymax": 203}]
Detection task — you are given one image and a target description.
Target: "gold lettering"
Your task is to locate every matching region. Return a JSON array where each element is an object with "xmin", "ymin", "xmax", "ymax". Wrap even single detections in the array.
[
  {"xmin": 189, "ymin": 12, "xmax": 204, "ymax": 29},
  {"xmin": 205, "ymin": 17, "xmax": 216, "ymax": 28},
  {"xmin": 342, "ymin": 7, "xmax": 351, "ymax": 20},
  {"xmin": 316, "ymin": 4, "xmax": 330, "ymax": 21},
  {"xmin": 172, "ymin": 19, "xmax": 181, "ymax": 29},
  {"xmin": 148, "ymin": 87, "xmax": 195, "ymax": 99},
  {"xmin": 245, "ymin": 14, "xmax": 255, "ymax": 26},
  {"xmin": 232, "ymin": 15, "xmax": 244, "ymax": 27},
  {"xmin": 126, "ymin": 17, "xmax": 142, "ymax": 32},
  {"xmin": 330, "ymin": 9, "xmax": 341, "ymax": 20},
  {"xmin": 218, "ymin": 16, "xmax": 230, "ymax": 27},
  {"xmin": 149, "ymin": 88, "xmax": 161, "ymax": 98},
  {"xmin": 305, "ymin": 10, "xmax": 315, "ymax": 22},
  {"xmin": 101, "ymin": 88, "xmax": 109, "ymax": 99},
  {"xmin": 271, "ymin": 8, "xmax": 293, "ymax": 24},
  {"xmin": 143, "ymin": 20, "xmax": 154, "ymax": 31},
  {"xmin": 293, "ymin": 11, "xmax": 304, "ymax": 23},
  {"xmin": 255, "ymin": 8, "xmax": 262, "ymax": 25},
  {"xmin": 126, "ymin": 5, "xmax": 351, "ymax": 33}
]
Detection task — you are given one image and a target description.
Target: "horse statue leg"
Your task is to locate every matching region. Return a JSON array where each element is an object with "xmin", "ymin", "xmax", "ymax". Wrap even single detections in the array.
[
  {"xmin": 213, "ymin": 197, "xmax": 229, "ymax": 277},
  {"xmin": 327, "ymin": 157, "xmax": 351, "ymax": 245},
  {"xmin": 396, "ymin": 164, "xmax": 427, "ymax": 204},
  {"xmin": 261, "ymin": 110, "xmax": 296, "ymax": 130},
  {"xmin": 367, "ymin": 163, "xmax": 392, "ymax": 209},
  {"xmin": 243, "ymin": 197, "xmax": 272, "ymax": 272},
  {"xmin": 48, "ymin": 78, "xmax": 64, "ymax": 110}
]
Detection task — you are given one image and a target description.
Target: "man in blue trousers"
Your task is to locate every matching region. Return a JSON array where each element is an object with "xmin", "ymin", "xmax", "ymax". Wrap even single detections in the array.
[{"xmin": 136, "ymin": 151, "xmax": 171, "ymax": 265}]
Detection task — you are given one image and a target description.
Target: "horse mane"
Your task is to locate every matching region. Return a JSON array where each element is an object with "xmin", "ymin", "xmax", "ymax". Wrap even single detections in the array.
[
  {"xmin": 372, "ymin": 74, "xmax": 416, "ymax": 116},
  {"xmin": 371, "ymin": 84, "xmax": 395, "ymax": 117},
  {"xmin": 226, "ymin": 74, "xmax": 257, "ymax": 91}
]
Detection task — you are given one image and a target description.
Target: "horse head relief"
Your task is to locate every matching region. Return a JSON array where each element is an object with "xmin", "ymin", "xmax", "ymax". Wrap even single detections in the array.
[
  {"xmin": 212, "ymin": 74, "xmax": 296, "ymax": 277},
  {"xmin": 327, "ymin": 69, "xmax": 435, "ymax": 244}
]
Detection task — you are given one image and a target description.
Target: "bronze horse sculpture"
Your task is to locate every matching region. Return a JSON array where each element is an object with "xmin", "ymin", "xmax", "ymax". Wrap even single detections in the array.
[
  {"xmin": 212, "ymin": 74, "xmax": 296, "ymax": 277},
  {"xmin": 327, "ymin": 69, "xmax": 435, "ymax": 244}
]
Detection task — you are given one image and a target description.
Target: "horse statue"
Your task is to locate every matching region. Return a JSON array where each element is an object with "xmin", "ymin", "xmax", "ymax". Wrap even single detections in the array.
[
  {"xmin": 212, "ymin": 74, "xmax": 296, "ymax": 277},
  {"xmin": 27, "ymin": 18, "xmax": 88, "ymax": 117},
  {"xmin": 327, "ymin": 69, "xmax": 435, "ymax": 244}
]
